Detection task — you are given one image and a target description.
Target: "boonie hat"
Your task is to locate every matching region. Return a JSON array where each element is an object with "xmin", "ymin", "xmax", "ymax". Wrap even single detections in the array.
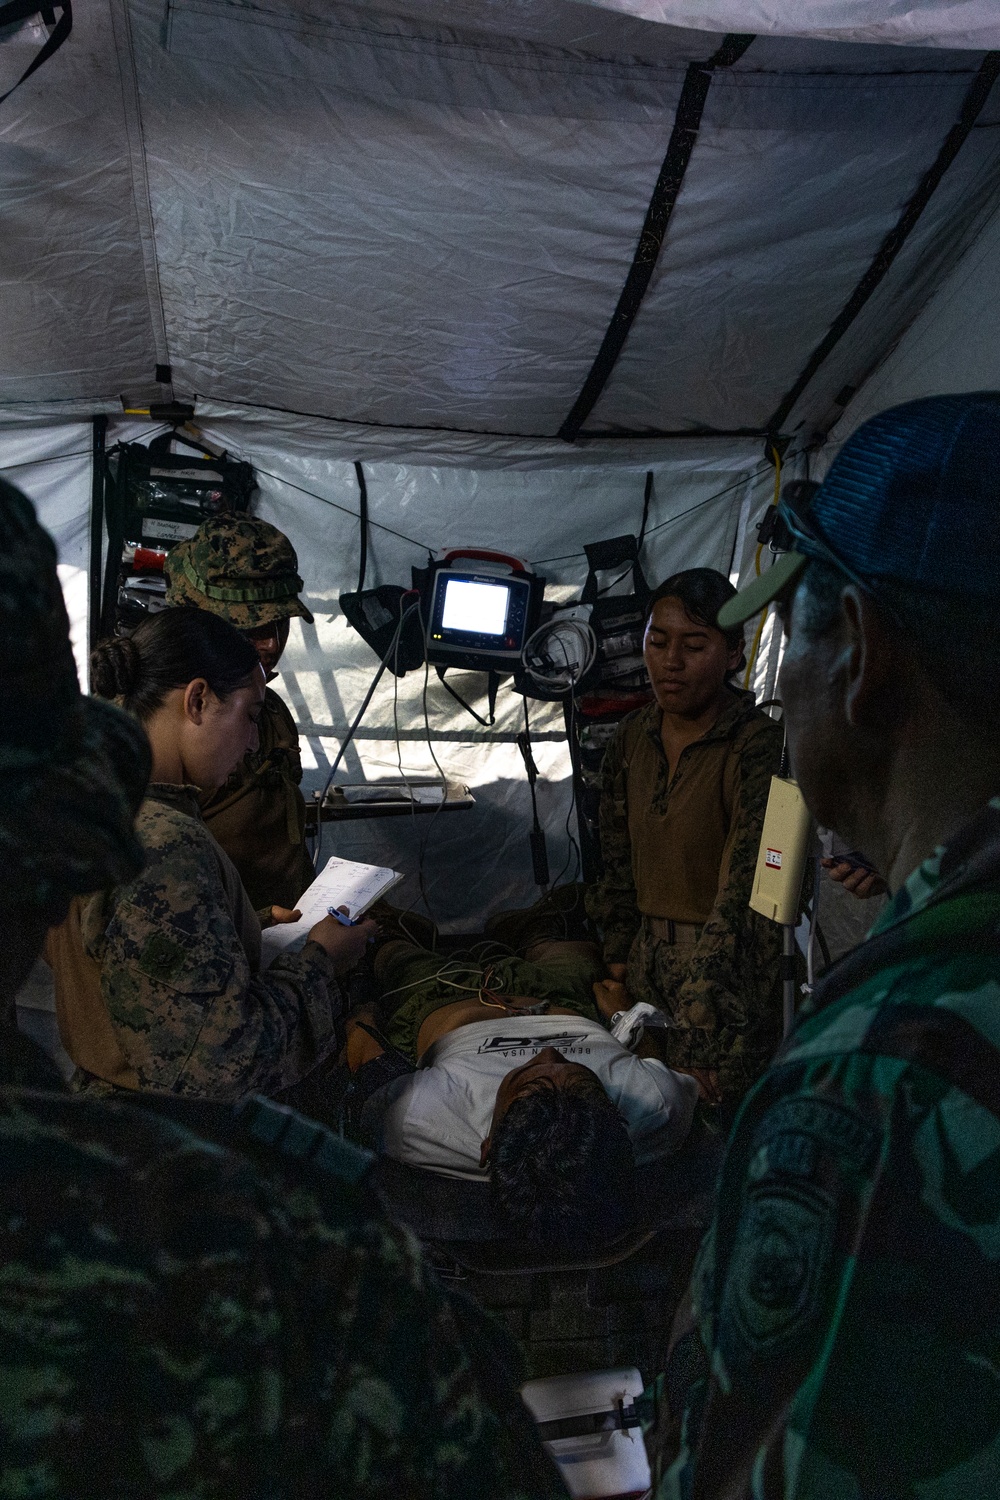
[
  {"xmin": 165, "ymin": 515, "xmax": 314, "ymax": 629},
  {"xmin": 719, "ymin": 391, "xmax": 1000, "ymax": 628},
  {"xmin": 0, "ymin": 478, "xmax": 148, "ymax": 920}
]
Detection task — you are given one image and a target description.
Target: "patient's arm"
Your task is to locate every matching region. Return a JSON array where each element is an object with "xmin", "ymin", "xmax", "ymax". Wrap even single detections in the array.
[
  {"xmin": 596, "ymin": 979, "xmax": 723, "ymax": 1100},
  {"xmin": 593, "ymin": 976, "xmax": 628, "ymax": 1022}
]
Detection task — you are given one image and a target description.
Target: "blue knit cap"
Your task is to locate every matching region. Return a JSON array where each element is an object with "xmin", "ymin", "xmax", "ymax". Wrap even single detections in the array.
[{"xmin": 719, "ymin": 391, "xmax": 1000, "ymax": 627}]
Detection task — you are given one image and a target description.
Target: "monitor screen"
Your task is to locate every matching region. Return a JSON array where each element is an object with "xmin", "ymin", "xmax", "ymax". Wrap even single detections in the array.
[{"xmin": 440, "ymin": 577, "xmax": 509, "ymax": 637}]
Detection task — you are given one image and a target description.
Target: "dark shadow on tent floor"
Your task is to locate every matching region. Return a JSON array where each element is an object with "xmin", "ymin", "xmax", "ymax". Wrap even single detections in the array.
[{"xmin": 374, "ymin": 1125, "xmax": 724, "ymax": 1382}]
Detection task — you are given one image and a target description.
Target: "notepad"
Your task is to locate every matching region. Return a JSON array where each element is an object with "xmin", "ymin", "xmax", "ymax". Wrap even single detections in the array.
[{"xmin": 260, "ymin": 854, "xmax": 403, "ymax": 965}]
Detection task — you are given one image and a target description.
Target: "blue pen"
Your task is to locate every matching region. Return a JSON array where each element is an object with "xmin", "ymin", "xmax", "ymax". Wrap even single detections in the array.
[{"xmin": 329, "ymin": 906, "xmax": 360, "ymax": 926}]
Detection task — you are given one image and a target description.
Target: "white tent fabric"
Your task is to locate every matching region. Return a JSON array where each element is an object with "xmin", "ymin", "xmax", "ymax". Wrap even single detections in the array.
[
  {"xmin": 1, "ymin": 408, "xmax": 782, "ymax": 926},
  {"xmin": 4, "ymin": 0, "xmax": 1000, "ymax": 924},
  {"xmin": 579, "ymin": 1, "xmax": 1000, "ymax": 51},
  {"xmin": 4, "ymin": 2, "xmax": 1000, "ymax": 436},
  {"xmin": 823, "ymin": 195, "xmax": 1000, "ymax": 451}
]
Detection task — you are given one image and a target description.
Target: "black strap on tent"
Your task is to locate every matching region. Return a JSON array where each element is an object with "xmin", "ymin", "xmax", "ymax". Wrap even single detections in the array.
[
  {"xmin": 557, "ymin": 32, "xmax": 755, "ymax": 443},
  {"xmin": 637, "ymin": 470, "xmax": 654, "ymax": 550},
  {"xmin": 766, "ymin": 50, "xmax": 1000, "ymax": 435},
  {"xmin": 0, "ymin": 1, "xmax": 72, "ymax": 106},
  {"xmin": 435, "ymin": 663, "xmax": 496, "ymax": 727},
  {"xmin": 354, "ymin": 460, "xmax": 369, "ymax": 595}
]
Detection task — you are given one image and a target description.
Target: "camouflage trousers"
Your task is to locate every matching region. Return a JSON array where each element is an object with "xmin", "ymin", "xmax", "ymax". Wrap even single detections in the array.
[
  {"xmin": 376, "ymin": 941, "xmax": 604, "ymax": 1065},
  {"xmin": 625, "ymin": 916, "xmax": 783, "ymax": 1101}
]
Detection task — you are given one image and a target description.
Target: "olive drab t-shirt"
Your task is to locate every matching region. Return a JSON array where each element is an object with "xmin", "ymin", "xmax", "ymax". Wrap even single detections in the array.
[
  {"xmin": 585, "ymin": 691, "xmax": 785, "ymax": 1094},
  {"xmin": 200, "ymin": 687, "xmax": 315, "ymax": 912}
]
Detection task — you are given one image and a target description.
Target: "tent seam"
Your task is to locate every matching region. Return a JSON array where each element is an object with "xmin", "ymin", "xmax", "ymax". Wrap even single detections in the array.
[
  {"xmin": 556, "ymin": 32, "xmax": 756, "ymax": 444},
  {"xmin": 196, "ymin": 393, "xmax": 771, "ymax": 443},
  {"xmin": 766, "ymin": 50, "xmax": 1000, "ymax": 435}
]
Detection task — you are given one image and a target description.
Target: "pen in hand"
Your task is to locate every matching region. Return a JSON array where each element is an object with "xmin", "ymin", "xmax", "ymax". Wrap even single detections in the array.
[{"xmin": 329, "ymin": 905, "xmax": 360, "ymax": 926}]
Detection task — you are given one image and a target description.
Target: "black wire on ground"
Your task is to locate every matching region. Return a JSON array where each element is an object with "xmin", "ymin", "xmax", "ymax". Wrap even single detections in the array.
[{"xmin": 518, "ymin": 697, "xmax": 550, "ymax": 888}]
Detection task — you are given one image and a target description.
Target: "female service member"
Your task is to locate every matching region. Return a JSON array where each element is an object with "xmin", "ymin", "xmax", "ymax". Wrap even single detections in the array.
[
  {"xmin": 78, "ymin": 608, "xmax": 373, "ymax": 1097},
  {"xmin": 587, "ymin": 569, "xmax": 784, "ymax": 1104}
]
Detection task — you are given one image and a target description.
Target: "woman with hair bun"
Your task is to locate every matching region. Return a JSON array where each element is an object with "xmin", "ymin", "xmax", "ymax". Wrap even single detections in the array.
[
  {"xmin": 586, "ymin": 568, "xmax": 785, "ymax": 1109},
  {"xmin": 61, "ymin": 607, "xmax": 374, "ymax": 1100}
]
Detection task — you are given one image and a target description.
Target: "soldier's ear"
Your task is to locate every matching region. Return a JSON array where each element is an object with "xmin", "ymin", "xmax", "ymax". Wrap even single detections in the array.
[{"xmin": 183, "ymin": 677, "xmax": 211, "ymax": 724}]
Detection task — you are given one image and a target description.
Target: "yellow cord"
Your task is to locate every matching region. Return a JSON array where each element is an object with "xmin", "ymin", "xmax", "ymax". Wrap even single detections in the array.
[{"xmin": 743, "ymin": 445, "xmax": 782, "ymax": 689}]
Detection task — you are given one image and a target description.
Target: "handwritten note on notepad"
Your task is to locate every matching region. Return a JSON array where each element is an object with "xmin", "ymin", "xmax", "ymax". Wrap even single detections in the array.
[{"xmin": 260, "ymin": 855, "xmax": 403, "ymax": 966}]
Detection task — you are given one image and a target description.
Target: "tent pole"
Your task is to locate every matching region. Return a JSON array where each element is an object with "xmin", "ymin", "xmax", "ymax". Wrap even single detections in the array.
[{"xmin": 88, "ymin": 415, "xmax": 108, "ymax": 677}]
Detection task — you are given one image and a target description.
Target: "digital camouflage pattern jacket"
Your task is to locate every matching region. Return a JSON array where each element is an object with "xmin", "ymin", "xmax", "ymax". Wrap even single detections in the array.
[
  {"xmin": 655, "ymin": 798, "xmax": 1000, "ymax": 1499},
  {"xmin": 83, "ymin": 784, "xmax": 340, "ymax": 1099},
  {"xmin": 200, "ymin": 687, "xmax": 315, "ymax": 913},
  {"xmin": 586, "ymin": 692, "xmax": 785, "ymax": 1097},
  {"xmin": 0, "ymin": 1047, "xmax": 566, "ymax": 1500}
]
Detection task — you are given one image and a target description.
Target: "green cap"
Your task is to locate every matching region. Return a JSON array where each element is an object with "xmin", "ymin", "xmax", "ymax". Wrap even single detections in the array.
[
  {"xmin": 717, "ymin": 551, "xmax": 807, "ymax": 629},
  {"xmin": 0, "ymin": 479, "xmax": 149, "ymax": 921},
  {"xmin": 165, "ymin": 515, "xmax": 314, "ymax": 629}
]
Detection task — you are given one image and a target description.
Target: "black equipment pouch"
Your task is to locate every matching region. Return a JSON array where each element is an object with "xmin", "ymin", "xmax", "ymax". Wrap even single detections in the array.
[
  {"xmin": 338, "ymin": 584, "xmax": 425, "ymax": 675},
  {"xmin": 577, "ymin": 534, "xmax": 651, "ymax": 695},
  {"xmin": 109, "ymin": 431, "xmax": 255, "ymax": 550},
  {"xmin": 101, "ymin": 431, "xmax": 257, "ymax": 634}
]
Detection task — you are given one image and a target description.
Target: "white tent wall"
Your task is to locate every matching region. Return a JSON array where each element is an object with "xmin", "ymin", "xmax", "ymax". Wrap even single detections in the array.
[
  {"xmin": 0, "ymin": 409, "xmax": 784, "ymax": 930},
  {"xmin": 5, "ymin": 0, "xmax": 1000, "ymax": 932},
  {"xmin": 578, "ymin": 1, "xmax": 1000, "ymax": 51},
  {"xmin": 142, "ymin": 416, "xmax": 789, "ymax": 929},
  {"xmin": 821, "ymin": 197, "xmax": 1000, "ymax": 456},
  {"xmin": 5, "ymin": 4, "xmax": 1000, "ymax": 437}
]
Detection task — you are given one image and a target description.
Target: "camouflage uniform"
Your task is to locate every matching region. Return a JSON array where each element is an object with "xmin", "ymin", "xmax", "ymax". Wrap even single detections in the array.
[
  {"xmin": 200, "ymin": 688, "xmax": 315, "ymax": 911},
  {"xmin": 165, "ymin": 516, "xmax": 315, "ymax": 910},
  {"xmin": 0, "ymin": 1062, "xmax": 566, "ymax": 1499},
  {"xmin": 0, "ymin": 485, "xmax": 148, "ymax": 937},
  {"xmin": 0, "ymin": 479, "xmax": 564, "ymax": 1500},
  {"xmin": 654, "ymin": 798, "xmax": 1000, "ymax": 1499},
  {"xmin": 586, "ymin": 692, "xmax": 785, "ymax": 1098},
  {"xmin": 82, "ymin": 783, "xmax": 342, "ymax": 1098}
]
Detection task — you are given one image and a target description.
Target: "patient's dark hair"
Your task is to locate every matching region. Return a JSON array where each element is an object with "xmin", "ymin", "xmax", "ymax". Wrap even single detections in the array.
[
  {"xmin": 91, "ymin": 607, "xmax": 260, "ymax": 723},
  {"xmin": 645, "ymin": 567, "xmax": 746, "ymax": 677},
  {"xmin": 489, "ymin": 1087, "xmax": 638, "ymax": 1249}
]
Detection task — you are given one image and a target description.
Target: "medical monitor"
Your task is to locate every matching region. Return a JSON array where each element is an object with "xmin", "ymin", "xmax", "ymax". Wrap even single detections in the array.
[{"xmin": 426, "ymin": 567, "xmax": 534, "ymax": 670}]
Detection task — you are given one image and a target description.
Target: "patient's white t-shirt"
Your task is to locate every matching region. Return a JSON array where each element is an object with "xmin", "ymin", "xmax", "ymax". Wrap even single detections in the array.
[{"xmin": 366, "ymin": 1013, "xmax": 700, "ymax": 1179}]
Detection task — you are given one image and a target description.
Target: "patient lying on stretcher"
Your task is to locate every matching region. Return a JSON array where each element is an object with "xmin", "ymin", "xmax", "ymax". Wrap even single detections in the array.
[{"xmin": 345, "ymin": 936, "xmax": 699, "ymax": 1248}]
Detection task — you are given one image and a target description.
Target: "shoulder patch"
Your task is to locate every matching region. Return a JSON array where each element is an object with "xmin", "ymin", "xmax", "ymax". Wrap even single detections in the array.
[
  {"xmin": 717, "ymin": 1094, "xmax": 876, "ymax": 1373},
  {"xmin": 721, "ymin": 1180, "xmax": 834, "ymax": 1359},
  {"xmin": 752, "ymin": 1096, "xmax": 877, "ymax": 1176},
  {"xmin": 139, "ymin": 932, "xmax": 187, "ymax": 983}
]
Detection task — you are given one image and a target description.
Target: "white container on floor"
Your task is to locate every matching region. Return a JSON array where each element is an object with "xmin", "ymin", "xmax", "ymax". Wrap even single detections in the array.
[{"xmin": 521, "ymin": 1368, "xmax": 651, "ymax": 1499}]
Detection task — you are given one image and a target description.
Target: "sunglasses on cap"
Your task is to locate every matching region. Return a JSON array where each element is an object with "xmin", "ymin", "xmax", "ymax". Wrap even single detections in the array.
[{"xmin": 764, "ymin": 480, "xmax": 893, "ymax": 613}]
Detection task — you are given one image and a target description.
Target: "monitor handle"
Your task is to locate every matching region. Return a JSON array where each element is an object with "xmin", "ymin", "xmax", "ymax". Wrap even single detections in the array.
[{"xmin": 438, "ymin": 548, "xmax": 531, "ymax": 575}]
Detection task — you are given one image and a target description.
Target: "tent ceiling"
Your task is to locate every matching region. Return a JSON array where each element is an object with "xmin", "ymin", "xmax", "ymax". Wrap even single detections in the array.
[
  {"xmin": 577, "ymin": 1, "xmax": 1000, "ymax": 52},
  {"xmin": 2, "ymin": 0, "xmax": 1000, "ymax": 450}
]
